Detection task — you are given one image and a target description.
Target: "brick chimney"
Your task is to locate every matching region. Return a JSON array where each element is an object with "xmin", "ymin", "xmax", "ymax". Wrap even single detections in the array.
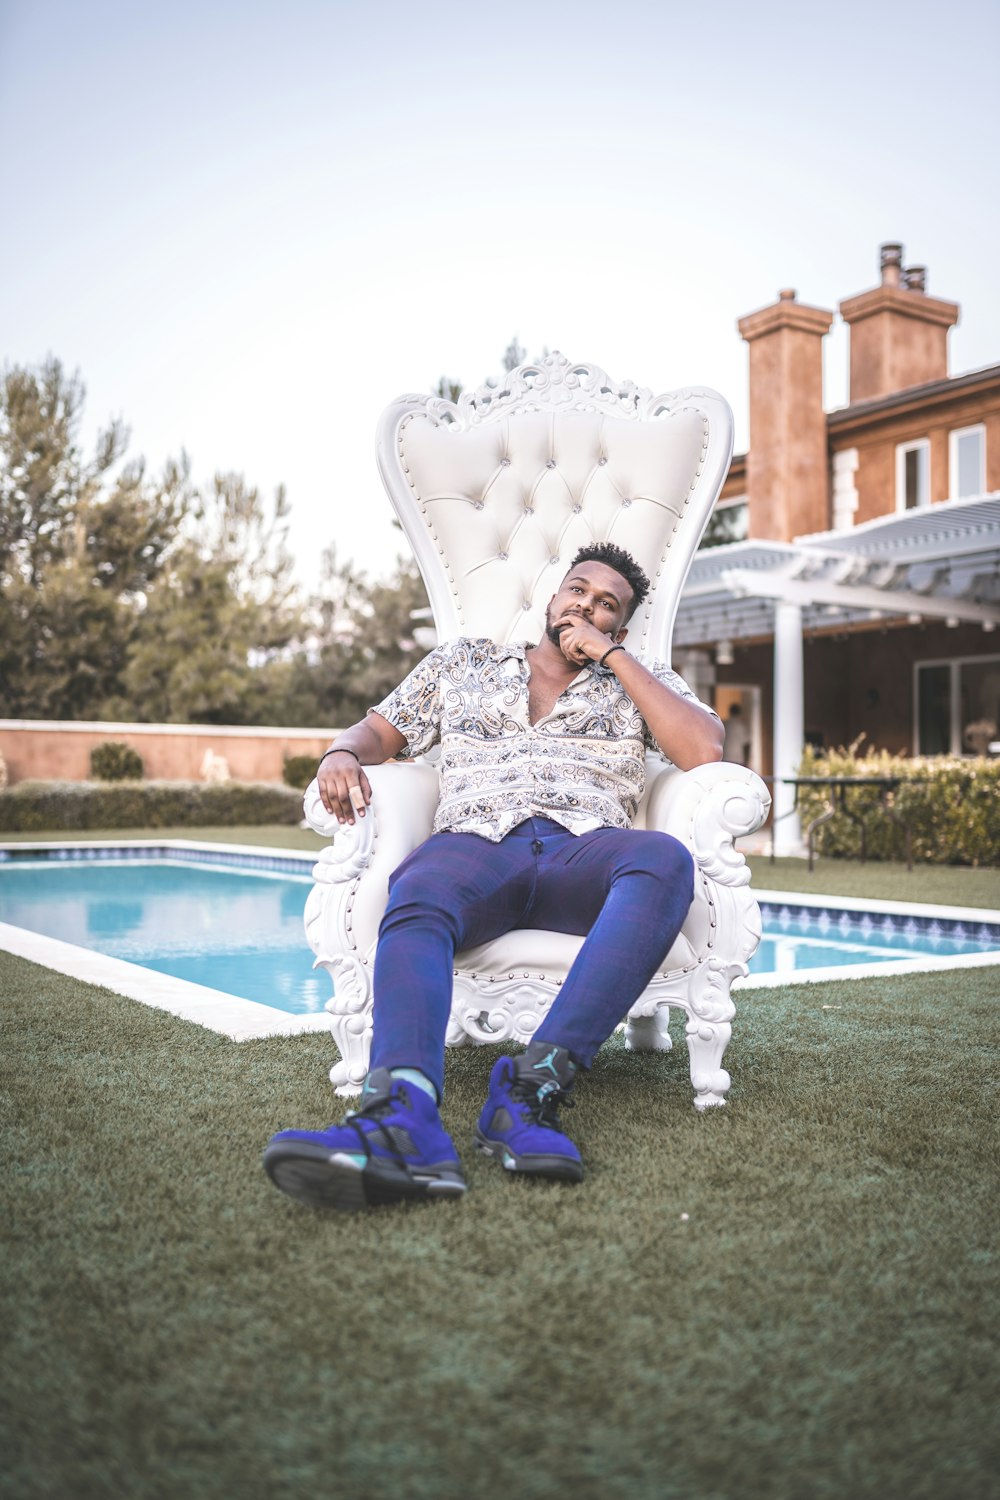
[
  {"xmin": 737, "ymin": 288, "xmax": 834, "ymax": 540},
  {"xmin": 839, "ymin": 242, "xmax": 959, "ymax": 403}
]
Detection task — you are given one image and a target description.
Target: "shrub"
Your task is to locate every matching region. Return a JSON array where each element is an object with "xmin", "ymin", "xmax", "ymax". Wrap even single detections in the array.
[
  {"xmin": 283, "ymin": 754, "xmax": 320, "ymax": 790},
  {"xmin": 0, "ymin": 780, "xmax": 303, "ymax": 832},
  {"xmin": 90, "ymin": 741, "xmax": 144, "ymax": 781},
  {"xmin": 796, "ymin": 745, "xmax": 1000, "ymax": 867}
]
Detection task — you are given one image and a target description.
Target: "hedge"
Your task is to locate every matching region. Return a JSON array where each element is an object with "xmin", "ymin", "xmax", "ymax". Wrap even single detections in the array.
[
  {"xmin": 283, "ymin": 754, "xmax": 320, "ymax": 790},
  {"xmin": 0, "ymin": 780, "xmax": 303, "ymax": 833},
  {"xmin": 796, "ymin": 747, "xmax": 1000, "ymax": 867},
  {"xmin": 90, "ymin": 741, "xmax": 144, "ymax": 781}
]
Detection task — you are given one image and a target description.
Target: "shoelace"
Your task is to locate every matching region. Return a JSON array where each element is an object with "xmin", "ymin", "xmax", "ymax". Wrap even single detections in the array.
[
  {"xmin": 341, "ymin": 1086, "xmax": 415, "ymax": 1171},
  {"xmin": 510, "ymin": 1079, "xmax": 575, "ymax": 1130}
]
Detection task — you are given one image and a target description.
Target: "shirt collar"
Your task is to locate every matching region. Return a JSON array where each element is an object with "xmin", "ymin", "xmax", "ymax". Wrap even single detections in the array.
[{"xmin": 503, "ymin": 638, "xmax": 599, "ymax": 687}]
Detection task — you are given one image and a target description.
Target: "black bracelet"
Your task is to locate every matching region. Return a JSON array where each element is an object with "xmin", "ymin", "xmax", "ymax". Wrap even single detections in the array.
[
  {"xmin": 599, "ymin": 644, "xmax": 625, "ymax": 668},
  {"xmin": 318, "ymin": 747, "xmax": 361, "ymax": 767}
]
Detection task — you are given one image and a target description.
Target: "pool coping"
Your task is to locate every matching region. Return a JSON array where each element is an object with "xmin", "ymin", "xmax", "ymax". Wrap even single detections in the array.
[
  {"xmin": 0, "ymin": 837, "xmax": 318, "ymax": 873},
  {"xmin": 1, "ymin": 842, "xmax": 998, "ymax": 1038},
  {"xmin": 0, "ymin": 920, "xmax": 332, "ymax": 1040}
]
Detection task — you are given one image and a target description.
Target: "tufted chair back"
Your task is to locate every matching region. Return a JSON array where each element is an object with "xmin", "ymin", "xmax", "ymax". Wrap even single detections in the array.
[{"xmin": 377, "ymin": 353, "xmax": 734, "ymax": 660}]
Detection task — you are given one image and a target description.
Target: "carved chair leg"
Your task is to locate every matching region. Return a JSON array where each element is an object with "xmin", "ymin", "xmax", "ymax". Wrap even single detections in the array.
[
  {"xmin": 326, "ymin": 1009, "xmax": 371, "ymax": 1097},
  {"xmin": 685, "ymin": 1017, "xmax": 732, "ymax": 1110},
  {"xmin": 317, "ymin": 957, "xmax": 373, "ymax": 1097},
  {"xmin": 623, "ymin": 1008, "xmax": 673, "ymax": 1052}
]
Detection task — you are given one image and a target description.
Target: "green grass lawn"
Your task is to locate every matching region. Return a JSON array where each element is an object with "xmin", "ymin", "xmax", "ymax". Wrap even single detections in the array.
[
  {"xmin": 3, "ymin": 951, "xmax": 999, "ymax": 1500},
  {"xmin": 749, "ymin": 855, "xmax": 1000, "ymax": 910}
]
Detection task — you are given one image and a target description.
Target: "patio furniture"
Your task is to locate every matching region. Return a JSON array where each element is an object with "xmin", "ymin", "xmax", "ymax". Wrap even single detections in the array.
[
  {"xmin": 768, "ymin": 775, "xmax": 926, "ymax": 871},
  {"xmin": 303, "ymin": 353, "xmax": 771, "ymax": 1108}
]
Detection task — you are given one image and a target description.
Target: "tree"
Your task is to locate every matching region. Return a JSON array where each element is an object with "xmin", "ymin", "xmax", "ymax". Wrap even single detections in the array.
[
  {"xmin": 295, "ymin": 547, "xmax": 430, "ymax": 728},
  {"xmin": 698, "ymin": 501, "xmax": 749, "ymax": 550},
  {"xmin": 0, "ymin": 357, "xmax": 191, "ymax": 719},
  {"xmin": 115, "ymin": 472, "xmax": 304, "ymax": 724},
  {"xmin": 433, "ymin": 375, "xmax": 463, "ymax": 404},
  {"xmin": 502, "ymin": 336, "xmax": 526, "ymax": 372},
  {"xmin": 0, "ymin": 357, "xmax": 308, "ymax": 726},
  {"xmin": 433, "ymin": 337, "xmax": 531, "ymax": 408}
]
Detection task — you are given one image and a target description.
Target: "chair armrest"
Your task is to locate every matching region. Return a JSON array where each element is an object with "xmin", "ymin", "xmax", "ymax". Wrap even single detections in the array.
[
  {"xmin": 304, "ymin": 760, "xmax": 440, "ymax": 866},
  {"xmin": 303, "ymin": 761, "xmax": 440, "ymax": 958},
  {"xmin": 643, "ymin": 761, "xmax": 771, "ymax": 887}
]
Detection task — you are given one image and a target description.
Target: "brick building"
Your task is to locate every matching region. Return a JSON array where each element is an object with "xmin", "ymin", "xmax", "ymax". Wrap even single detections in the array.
[{"xmin": 675, "ymin": 243, "xmax": 1000, "ymax": 851}]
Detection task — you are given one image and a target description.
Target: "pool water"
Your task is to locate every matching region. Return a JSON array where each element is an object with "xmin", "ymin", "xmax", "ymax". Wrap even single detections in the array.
[
  {"xmin": 0, "ymin": 859, "xmax": 327, "ymax": 1014},
  {"xmin": 750, "ymin": 906, "xmax": 991, "ymax": 976},
  {"xmin": 1, "ymin": 857, "xmax": 998, "ymax": 1015}
]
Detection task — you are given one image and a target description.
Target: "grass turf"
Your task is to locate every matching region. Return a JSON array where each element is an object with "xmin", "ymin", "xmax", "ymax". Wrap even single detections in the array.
[
  {"xmin": 3, "ymin": 954, "xmax": 998, "ymax": 1500},
  {"xmin": 748, "ymin": 855, "xmax": 1000, "ymax": 910}
]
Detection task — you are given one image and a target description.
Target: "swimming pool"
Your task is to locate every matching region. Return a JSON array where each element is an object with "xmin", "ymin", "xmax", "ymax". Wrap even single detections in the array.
[
  {"xmin": 2, "ymin": 842, "xmax": 999, "ymax": 1038},
  {"xmin": 0, "ymin": 854, "xmax": 322, "ymax": 1006},
  {"xmin": 744, "ymin": 889, "xmax": 1000, "ymax": 988},
  {"xmin": 0, "ymin": 841, "xmax": 330, "ymax": 1040}
]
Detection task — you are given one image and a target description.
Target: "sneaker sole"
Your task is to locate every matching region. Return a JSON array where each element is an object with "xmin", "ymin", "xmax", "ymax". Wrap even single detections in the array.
[
  {"xmin": 473, "ymin": 1128, "xmax": 584, "ymax": 1183},
  {"xmin": 263, "ymin": 1141, "xmax": 467, "ymax": 1212}
]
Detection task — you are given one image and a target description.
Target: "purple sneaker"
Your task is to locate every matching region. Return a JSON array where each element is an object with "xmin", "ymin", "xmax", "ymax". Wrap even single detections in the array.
[
  {"xmin": 474, "ymin": 1041, "xmax": 584, "ymax": 1182},
  {"xmin": 263, "ymin": 1069, "xmax": 466, "ymax": 1212}
]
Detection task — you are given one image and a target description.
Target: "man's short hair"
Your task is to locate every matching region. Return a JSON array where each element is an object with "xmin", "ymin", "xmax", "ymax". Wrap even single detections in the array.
[{"xmin": 567, "ymin": 543, "xmax": 650, "ymax": 622}]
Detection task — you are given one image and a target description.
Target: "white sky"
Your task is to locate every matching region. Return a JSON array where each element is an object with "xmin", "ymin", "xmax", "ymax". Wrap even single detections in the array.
[{"xmin": 2, "ymin": 0, "xmax": 998, "ymax": 588}]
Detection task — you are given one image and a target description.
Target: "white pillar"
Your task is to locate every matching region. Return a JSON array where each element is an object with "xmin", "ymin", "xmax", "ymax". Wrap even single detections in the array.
[{"xmin": 772, "ymin": 599, "xmax": 806, "ymax": 857}]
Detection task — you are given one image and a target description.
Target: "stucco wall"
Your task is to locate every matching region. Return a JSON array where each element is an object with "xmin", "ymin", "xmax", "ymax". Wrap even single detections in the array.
[{"xmin": 0, "ymin": 720, "xmax": 336, "ymax": 786}]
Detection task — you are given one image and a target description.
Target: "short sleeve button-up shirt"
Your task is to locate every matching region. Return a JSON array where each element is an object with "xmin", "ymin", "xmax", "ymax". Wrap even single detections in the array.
[{"xmin": 371, "ymin": 638, "xmax": 718, "ymax": 843}]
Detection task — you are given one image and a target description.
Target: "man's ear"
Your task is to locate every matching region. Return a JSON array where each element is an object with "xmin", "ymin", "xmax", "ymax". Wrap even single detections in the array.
[{"xmin": 614, "ymin": 626, "xmax": 629, "ymax": 645}]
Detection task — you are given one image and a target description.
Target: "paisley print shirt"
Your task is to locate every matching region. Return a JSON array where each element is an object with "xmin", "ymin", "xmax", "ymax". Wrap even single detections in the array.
[{"xmin": 371, "ymin": 639, "xmax": 718, "ymax": 842}]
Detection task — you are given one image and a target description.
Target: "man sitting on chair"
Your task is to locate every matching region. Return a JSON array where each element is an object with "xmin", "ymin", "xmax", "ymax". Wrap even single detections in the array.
[{"xmin": 264, "ymin": 543, "xmax": 723, "ymax": 1212}]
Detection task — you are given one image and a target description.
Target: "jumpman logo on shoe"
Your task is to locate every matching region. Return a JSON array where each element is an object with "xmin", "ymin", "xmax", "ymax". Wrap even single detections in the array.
[{"xmin": 535, "ymin": 1049, "xmax": 560, "ymax": 1078}]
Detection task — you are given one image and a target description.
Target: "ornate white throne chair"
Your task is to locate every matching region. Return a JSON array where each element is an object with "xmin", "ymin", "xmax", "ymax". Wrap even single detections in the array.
[{"xmin": 303, "ymin": 353, "xmax": 771, "ymax": 1108}]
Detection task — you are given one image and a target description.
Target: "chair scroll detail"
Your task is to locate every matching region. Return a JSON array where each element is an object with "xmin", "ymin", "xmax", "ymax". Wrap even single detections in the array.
[{"xmin": 303, "ymin": 352, "xmax": 771, "ymax": 1107}]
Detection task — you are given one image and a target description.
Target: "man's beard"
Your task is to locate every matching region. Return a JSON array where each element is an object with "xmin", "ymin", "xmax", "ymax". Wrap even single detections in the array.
[{"xmin": 544, "ymin": 603, "xmax": 575, "ymax": 651}]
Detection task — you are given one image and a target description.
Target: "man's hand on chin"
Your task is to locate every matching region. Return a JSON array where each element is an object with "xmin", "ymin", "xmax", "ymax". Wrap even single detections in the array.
[{"xmin": 553, "ymin": 614, "xmax": 616, "ymax": 666}]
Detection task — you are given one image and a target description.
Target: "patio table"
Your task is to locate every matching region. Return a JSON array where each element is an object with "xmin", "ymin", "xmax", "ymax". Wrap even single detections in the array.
[{"xmin": 766, "ymin": 775, "xmax": 925, "ymax": 872}]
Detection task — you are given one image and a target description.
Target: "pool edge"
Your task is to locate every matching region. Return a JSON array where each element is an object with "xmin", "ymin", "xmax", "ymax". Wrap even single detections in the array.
[
  {"xmin": 2, "ymin": 847, "xmax": 998, "ymax": 1041},
  {"xmin": 0, "ymin": 920, "xmax": 332, "ymax": 1041}
]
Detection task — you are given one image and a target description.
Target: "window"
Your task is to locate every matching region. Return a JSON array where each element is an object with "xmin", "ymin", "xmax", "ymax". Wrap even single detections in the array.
[
  {"xmin": 949, "ymin": 425, "xmax": 986, "ymax": 499},
  {"xmin": 896, "ymin": 439, "xmax": 930, "ymax": 511},
  {"xmin": 700, "ymin": 496, "xmax": 749, "ymax": 549},
  {"xmin": 916, "ymin": 663, "xmax": 952, "ymax": 755},
  {"xmin": 915, "ymin": 655, "xmax": 1000, "ymax": 755}
]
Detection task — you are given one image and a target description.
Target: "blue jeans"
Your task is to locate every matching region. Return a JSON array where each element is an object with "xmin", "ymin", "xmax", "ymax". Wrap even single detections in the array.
[{"xmin": 370, "ymin": 817, "xmax": 694, "ymax": 1097}]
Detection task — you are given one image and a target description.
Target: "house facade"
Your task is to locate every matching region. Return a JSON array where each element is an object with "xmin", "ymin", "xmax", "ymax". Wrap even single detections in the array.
[{"xmin": 675, "ymin": 243, "xmax": 1000, "ymax": 851}]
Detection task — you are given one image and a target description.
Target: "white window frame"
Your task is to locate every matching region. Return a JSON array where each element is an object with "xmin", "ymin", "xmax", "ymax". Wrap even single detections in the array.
[
  {"xmin": 895, "ymin": 438, "xmax": 930, "ymax": 512},
  {"xmin": 948, "ymin": 423, "xmax": 986, "ymax": 500},
  {"xmin": 913, "ymin": 652, "xmax": 1000, "ymax": 756}
]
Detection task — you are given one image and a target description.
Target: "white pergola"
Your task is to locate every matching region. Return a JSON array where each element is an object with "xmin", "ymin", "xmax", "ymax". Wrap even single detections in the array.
[{"xmin": 677, "ymin": 495, "xmax": 1000, "ymax": 853}]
